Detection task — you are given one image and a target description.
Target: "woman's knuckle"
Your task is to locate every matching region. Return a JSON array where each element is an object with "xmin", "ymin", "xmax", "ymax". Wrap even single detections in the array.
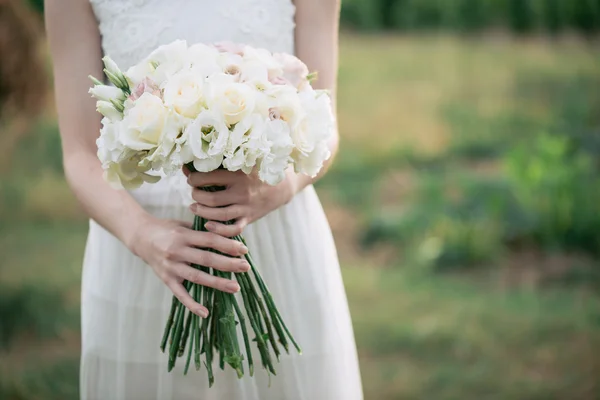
[
  {"xmin": 163, "ymin": 243, "xmax": 178, "ymax": 259},
  {"xmin": 235, "ymin": 222, "xmax": 246, "ymax": 234},
  {"xmin": 158, "ymin": 269, "xmax": 170, "ymax": 283},
  {"xmin": 225, "ymin": 207, "xmax": 237, "ymax": 221}
]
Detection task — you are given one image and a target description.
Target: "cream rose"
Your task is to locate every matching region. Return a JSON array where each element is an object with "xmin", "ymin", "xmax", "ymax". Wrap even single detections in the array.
[
  {"xmin": 163, "ymin": 69, "xmax": 206, "ymax": 119},
  {"xmin": 207, "ymin": 75, "xmax": 256, "ymax": 126},
  {"xmin": 126, "ymin": 40, "xmax": 188, "ymax": 87},
  {"xmin": 120, "ymin": 92, "xmax": 178, "ymax": 151}
]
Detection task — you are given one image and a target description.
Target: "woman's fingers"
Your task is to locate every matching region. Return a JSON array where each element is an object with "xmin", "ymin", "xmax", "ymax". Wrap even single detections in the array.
[
  {"xmin": 177, "ymin": 247, "xmax": 249, "ymax": 273},
  {"xmin": 172, "ymin": 263, "xmax": 241, "ymax": 293},
  {"xmin": 191, "ymin": 187, "xmax": 238, "ymax": 208},
  {"xmin": 190, "ymin": 203, "xmax": 243, "ymax": 222},
  {"xmin": 167, "ymin": 280, "xmax": 209, "ymax": 317},
  {"xmin": 186, "ymin": 230, "xmax": 248, "ymax": 256},
  {"xmin": 204, "ymin": 218, "xmax": 248, "ymax": 238},
  {"xmin": 187, "ymin": 169, "xmax": 241, "ymax": 188}
]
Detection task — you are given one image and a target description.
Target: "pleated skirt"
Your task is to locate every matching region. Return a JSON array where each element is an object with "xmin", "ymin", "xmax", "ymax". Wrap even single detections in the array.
[{"xmin": 80, "ymin": 180, "xmax": 363, "ymax": 400}]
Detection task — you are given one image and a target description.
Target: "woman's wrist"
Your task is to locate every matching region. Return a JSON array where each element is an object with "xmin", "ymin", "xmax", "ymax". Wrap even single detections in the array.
[
  {"xmin": 122, "ymin": 209, "xmax": 155, "ymax": 256},
  {"xmin": 282, "ymin": 169, "xmax": 309, "ymax": 204}
]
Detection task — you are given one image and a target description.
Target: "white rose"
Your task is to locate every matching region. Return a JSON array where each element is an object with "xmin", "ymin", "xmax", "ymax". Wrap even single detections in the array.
[
  {"xmin": 216, "ymin": 52, "xmax": 245, "ymax": 78},
  {"xmin": 266, "ymin": 85, "xmax": 305, "ymax": 129},
  {"xmin": 126, "ymin": 40, "xmax": 188, "ymax": 86},
  {"xmin": 184, "ymin": 110, "xmax": 229, "ymax": 172},
  {"xmin": 89, "ymin": 85, "xmax": 126, "ymax": 103},
  {"xmin": 206, "ymin": 75, "xmax": 256, "ymax": 126},
  {"xmin": 96, "ymin": 101, "xmax": 123, "ymax": 122},
  {"xmin": 188, "ymin": 44, "xmax": 221, "ymax": 77},
  {"xmin": 121, "ymin": 92, "xmax": 181, "ymax": 151},
  {"xmin": 163, "ymin": 69, "xmax": 206, "ymax": 119},
  {"xmin": 273, "ymin": 53, "xmax": 310, "ymax": 90}
]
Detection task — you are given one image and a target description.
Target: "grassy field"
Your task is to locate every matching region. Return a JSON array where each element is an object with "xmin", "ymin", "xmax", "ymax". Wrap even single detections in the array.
[{"xmin": 1, "ymin": 34, "xmax": 600, "ymax": 399}]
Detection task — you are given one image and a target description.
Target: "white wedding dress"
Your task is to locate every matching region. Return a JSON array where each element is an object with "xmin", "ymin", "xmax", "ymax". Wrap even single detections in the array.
[{"xmin": 81, "ymin": 1, "xmax": 363, "ymax": 399}]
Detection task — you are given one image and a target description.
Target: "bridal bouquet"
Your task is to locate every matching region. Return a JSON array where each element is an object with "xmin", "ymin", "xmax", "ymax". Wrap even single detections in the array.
[{"xmin": 89, "ymin": 40, "xmax": 334, "ymax": 385}]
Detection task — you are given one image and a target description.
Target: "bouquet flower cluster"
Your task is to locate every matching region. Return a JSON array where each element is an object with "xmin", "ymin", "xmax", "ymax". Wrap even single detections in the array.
[{"xmin": 89, "ymin": 40, "xmax": 334, "ymax": 385}]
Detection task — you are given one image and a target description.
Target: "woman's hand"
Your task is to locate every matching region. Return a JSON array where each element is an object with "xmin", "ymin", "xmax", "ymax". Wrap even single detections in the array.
[
  {"xmin": 129, "ymin": 214, "xmax": 251, "ymax": 317},
  {"xmin": 185, "ymin": 168, "xmax": 298, "ymax": 237}
]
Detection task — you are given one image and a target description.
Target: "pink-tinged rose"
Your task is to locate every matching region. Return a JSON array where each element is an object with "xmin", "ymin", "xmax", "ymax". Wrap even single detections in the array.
[
  {"xmin": 214, "ymin": 41, "xmax": 245, "ymax": 56},
  {"xmin": 128, "ymin": 77, "xmax": 161, "ymax": 101},
  {"xmin": 269, "ymin": 76, "xmax": 289, "ymax": 86},
  {"xmin": 268, "ymin": 107, "xmax": 282, "ymax": 120},
  {"xmin": 274, "ymin": 53, "xmax": 310, "ymax": 89}
]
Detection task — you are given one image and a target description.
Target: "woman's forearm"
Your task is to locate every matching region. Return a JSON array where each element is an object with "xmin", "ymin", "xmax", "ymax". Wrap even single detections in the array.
[{"xmin": 64, "ymin": 150, "xmax": 150, "ymax": 250}]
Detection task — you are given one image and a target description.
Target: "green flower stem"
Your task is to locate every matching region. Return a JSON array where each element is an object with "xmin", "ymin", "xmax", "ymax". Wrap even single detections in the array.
[
  {"xmin": 179, "ymin": 307, "xmax": 193, "ymax": 357},
  {"xmin": 184, "ymin": 285, "xmax": 197, "ymax": 375},
  {"xmin": 232, "ymin": 295, "xmax": 254, "ymax": 376},
  {"xmin": 239, "ymin": 241, "xmax": 302, "ymax": 355},
  {"xmin": 160, "ymin": 296, "xmax": 178, "ymax": 352},
  {"xmin": 238, "ymin": 272, "xmax": 281, "ymax": 359},
  {"xmin": 160, "ymin": 168, "xmax": 301, "ymax": 383},
  {"xmin": 237, "ymin": 272, "xmax": 275, "ymax": 374},
  {"xmin": 168, "ymin": 295, "xmax": 187, "ymax": 371}
]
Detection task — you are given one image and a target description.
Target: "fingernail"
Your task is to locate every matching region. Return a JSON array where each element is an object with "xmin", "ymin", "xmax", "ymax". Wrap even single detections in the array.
[
  {"xmin": 238, "ymin": 260, "xmax": 250, "ymax": 272},
  {"xmin": 225, "ymin": 282, "xmax": 240, "ymax": 293},
  {"xmin": 205, "ymin": 222, "xmax": 216, "ymax": 230},
  {"xmin": 197, "ymin": 308, "xmax": 208, "ymax": 318},
  {"xmin": 239, "ymin": 244, "xmax": 248, "ymax": 254}
]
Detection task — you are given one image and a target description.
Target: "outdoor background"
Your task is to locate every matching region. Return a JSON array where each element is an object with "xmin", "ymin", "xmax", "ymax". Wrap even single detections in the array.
[{"xmin": 1, "ymin": 0, "xmax": 600, "ymax": 399}]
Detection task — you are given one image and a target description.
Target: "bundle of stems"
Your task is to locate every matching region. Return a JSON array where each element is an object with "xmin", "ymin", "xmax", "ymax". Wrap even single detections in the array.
[{"xmin": 160, "ymin": 177, "xmax": 301, "ymax": 386}]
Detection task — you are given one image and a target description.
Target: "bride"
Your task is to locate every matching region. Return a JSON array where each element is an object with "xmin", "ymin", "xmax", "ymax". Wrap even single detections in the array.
[{"xmin": 45, "ymin": 0, "xmax": 363, "ymax": 399}]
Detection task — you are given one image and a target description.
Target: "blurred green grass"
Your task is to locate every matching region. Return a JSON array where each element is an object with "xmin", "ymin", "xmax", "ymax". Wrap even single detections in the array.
[{"xmin": 1, "ymin": 34, "xmax": 600, "ymax": 399}]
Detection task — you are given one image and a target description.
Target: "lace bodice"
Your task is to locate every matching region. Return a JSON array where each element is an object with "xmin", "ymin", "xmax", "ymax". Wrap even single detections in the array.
[
  {"xmin": 89, "ymin": 0, "xmax": 296, "ymax": 206},
  {"xmin": 89, "ymin": 0, "xmax": 296, "ymax": 70}
]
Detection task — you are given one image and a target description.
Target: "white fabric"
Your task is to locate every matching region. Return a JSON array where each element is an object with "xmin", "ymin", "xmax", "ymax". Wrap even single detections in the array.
[{"xmin": 81, "ymin": 0, "xmax": 363, "ymax": 399}]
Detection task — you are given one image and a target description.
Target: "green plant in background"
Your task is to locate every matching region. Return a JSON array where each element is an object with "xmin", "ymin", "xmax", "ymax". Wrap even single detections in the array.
[
  {"xmin": 505, "ymin": 133, "xmax": 600, "ymax": 253},
  {"xmin": 338, "ymin": 0, "xmax": 600, "ymax": 34}
]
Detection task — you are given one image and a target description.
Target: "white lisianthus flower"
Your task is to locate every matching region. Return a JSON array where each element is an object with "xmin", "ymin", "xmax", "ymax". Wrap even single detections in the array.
[
  {"xmin": 291, "ymin": 90, "xmax": 333, "ymax": 154},
  {"xmin": 206, "ymin": 75, "xmax": 256, "ymax": 126},
  {"xmin": 293, "ymin": 140, "xmax": 331, "ymax": 177},
  {"xmin": 120, "ymin": 92, "xmax": 181, "ymax": 152},
  {"xmin": 96, "ymin": 118, "xmax": 125, "ymax": 166},
  {"xmin": 126, "ymin": 40, "xmax": 188, "ymax": 87},
  {"xmin": 223, "ymin": 114, "xmax": 267, "ymax": 173},
  {"xmin": 103, "ymin": 156, "xmax": 161, "ymax": 190},
  {"xmin": 290, "ymin": 91, "xmax": 334, "ymax": 176},
  {"xmin": 258, "ymin": 119, "xmax": 294, "ymax": 185},
  {"xmin": 102, "ymin": 56, "xmax": 129, "ymax": 91},
  {"xmin": 163, "ymin": 68, "xmax": 207, "ymax": 119},
  {"xmin": 89, "ymin": 85, "xmax": 126, "ymax": 103},
  {"xmin": 185, "ymin": 110, "xmax": 230, "ymax": 172},
  {"xmin": 96, "ymin": 101, "xmax": 123, "ymax": 122}
]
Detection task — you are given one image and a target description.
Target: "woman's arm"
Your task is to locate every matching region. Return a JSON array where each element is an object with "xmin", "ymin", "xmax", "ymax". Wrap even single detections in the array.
[
  {"xmin": 291, "ymin": 0, "xmax": 341, "ymax": 192},
  {"xmin": 45, "ymin": 0, "xmax": 147, "ymax": 247},
  {"xmin": 45, "ymin": 0, "xmax": 247, "ymax": 316}
]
